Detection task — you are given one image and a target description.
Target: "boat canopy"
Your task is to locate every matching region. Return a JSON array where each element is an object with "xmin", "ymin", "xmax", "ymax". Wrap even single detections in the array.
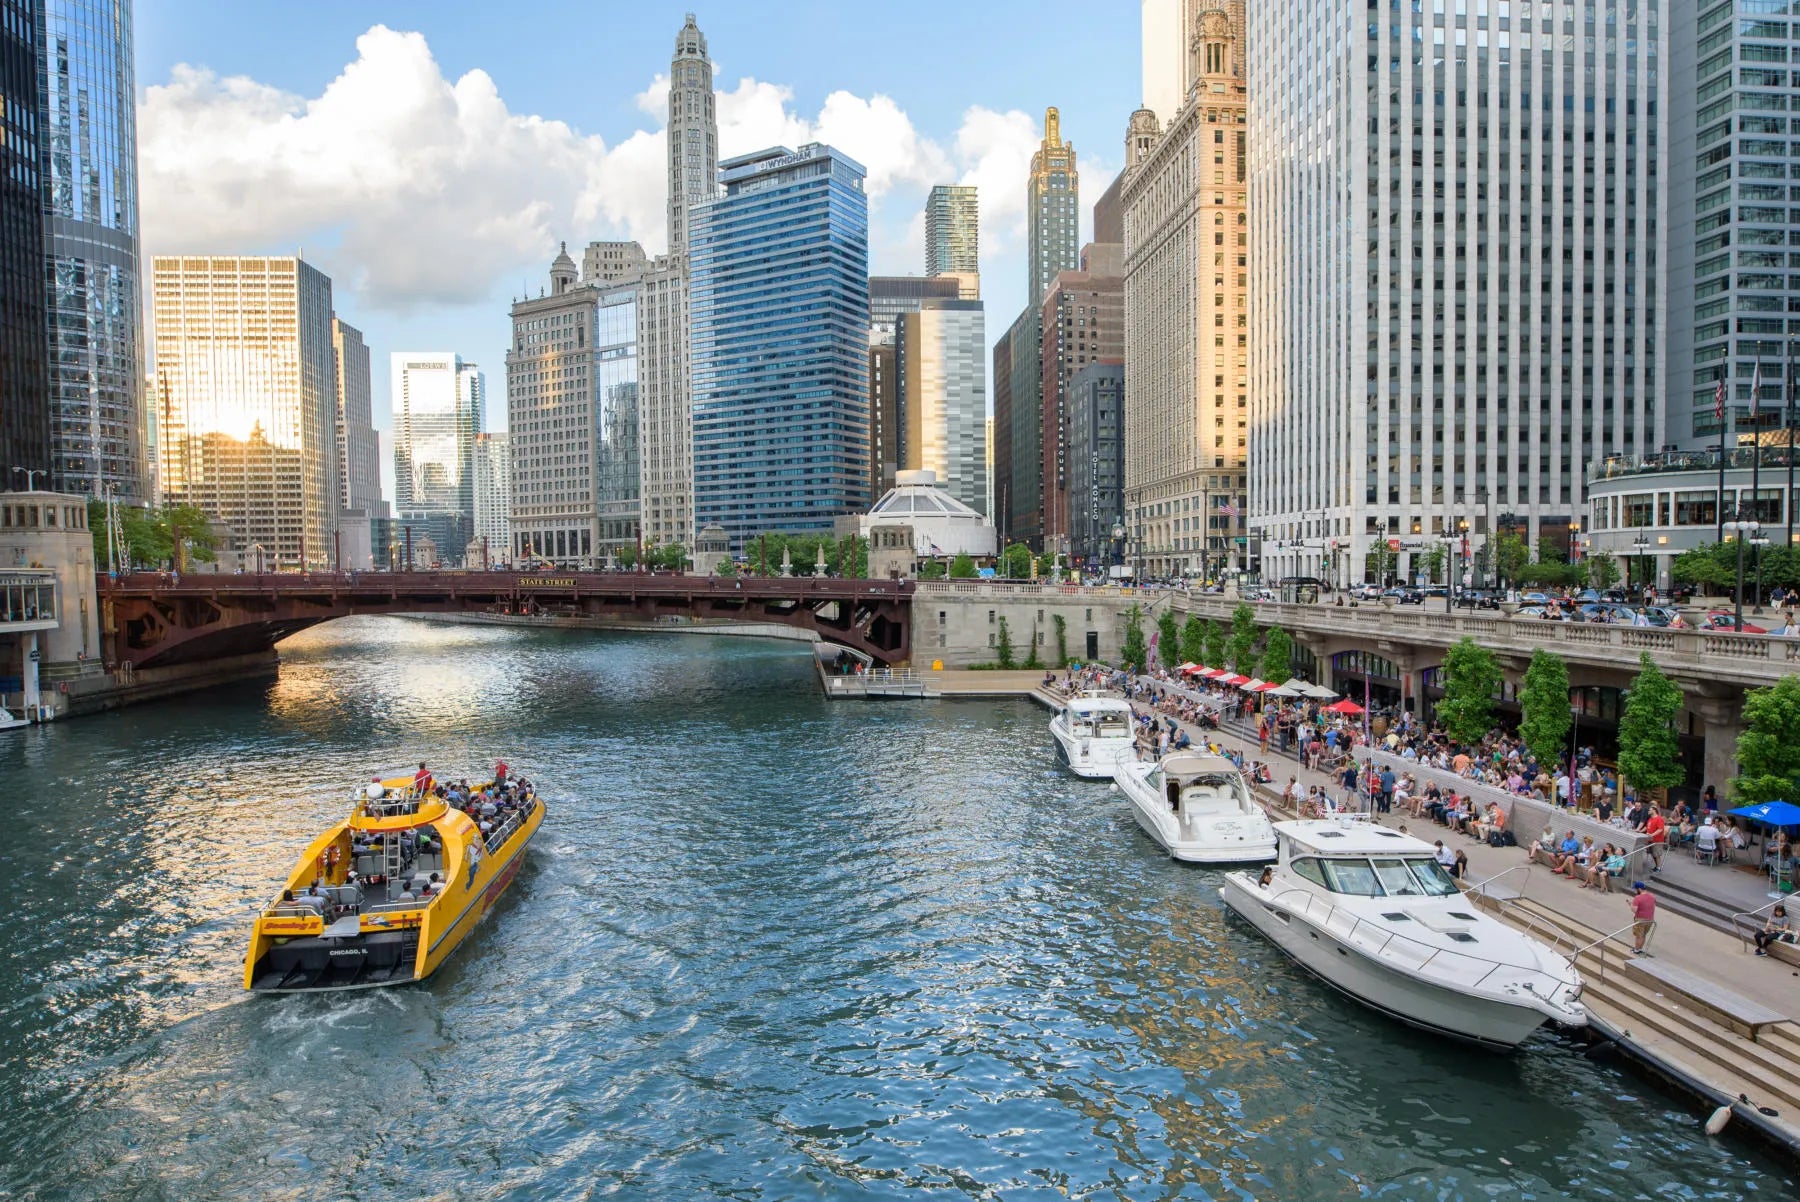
[{"xmin": 1274, "ymin": 818, "xmax": 1435, "ymax": 856}]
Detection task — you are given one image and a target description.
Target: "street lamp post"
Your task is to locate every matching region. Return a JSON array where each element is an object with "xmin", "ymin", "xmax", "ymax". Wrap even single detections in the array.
[
  {"xmin": 1632, "ymin": 533, "xmax": 1651, "ymax": 593},
  {"xmin": 1751, "ymin": 530, "xmax": 1772, "ymax": 611},
  {"xmin": 1724, "ymin": 509, "xmax": 1762, "ymax": 631},
  {"xmin": 9, "ymin": 467, "xmax": 47, "ymax": 492},
  {"xmin": 1441, "ymin": 532, "xmax": 1458, "ymax": 614}
]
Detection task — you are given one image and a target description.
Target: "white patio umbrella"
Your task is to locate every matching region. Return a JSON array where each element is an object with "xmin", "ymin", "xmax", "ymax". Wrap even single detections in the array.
[{"xmin": 1265, "ymin": 681, "xmax": 1307, "ymax": 698}]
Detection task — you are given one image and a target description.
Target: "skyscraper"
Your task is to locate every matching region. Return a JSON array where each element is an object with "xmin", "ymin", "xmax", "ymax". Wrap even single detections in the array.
[
  {"xmin": 1067, "ymin": 362, "xmax": 1126, "ymax": 568},
  {"xmin": 392, "ymin": 352, "xmax": 483, "ymax": 563},
  {"xmin": 0, "ymin": 0, "xmax": 47, "ymax": 484},
  {"xmin": 1002, "ymin": 307, "xmax": 1043, "ymax": 547},
  {"xmin": 639, "ymin": 13, "xmax": 718, "ymax": 550},
  {"xmin": 1123, "ymin": 0, "xmax": 1248, "ymax": 579},
  {"xmin": 925, "ymin": 184, "xmax": 979, "ymax": 298},
  {"xmin": 331, "ymin": 317, "xmax": 380, "ymax": 567},
  {"xmin": 690, "ymin": 144, "xmax": 870, "ymax": 547},
  {"xmin": 506, "ymin": 243, "xmax": 643, "ymax": 566},
  {"xmin": 1249, "ymin": 1, "xmax": 1665, "ymax": 586},
  {"xmin": 472, "ymin": 432, "xmax": 511, "ymax": 567},
  {"xmin": 40, "ymin": 0, "xmax": 147, "ymax": 502},
  {"xmin": 869, "ymin": 275, "xmax": 962, "ymax": 502},
  {"xmin": 1667, "ymin": 4, "xmax": 1796, "ymax": 452},
  {"xmin": 1028, "ymin": 107, "xmax": 1080, "ymax": 306},
  {"xmin": 151, "ymin": 256, "xmax": 338, "ymax": 568},
  {"xmin": 896, "ymin": 298, "xmax": 987, "ymax": 515},
  {"xmin": 1041, "ymin": 244, "xmax": 1123, "ymax": 551}
]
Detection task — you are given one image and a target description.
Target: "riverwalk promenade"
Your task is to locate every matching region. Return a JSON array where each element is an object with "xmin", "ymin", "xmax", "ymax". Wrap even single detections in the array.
[{"xmin": 1003, "ymin": 674, "xmax": 1800, "ymax": 1156}]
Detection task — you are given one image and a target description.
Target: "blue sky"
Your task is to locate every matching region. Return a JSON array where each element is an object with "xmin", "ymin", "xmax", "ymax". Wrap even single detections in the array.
[{"xmin": 134, "ymin": 1, "xmax": 1141, "ymax": 460}]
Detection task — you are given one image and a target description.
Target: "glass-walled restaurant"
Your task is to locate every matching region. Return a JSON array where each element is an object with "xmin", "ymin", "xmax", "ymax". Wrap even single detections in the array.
[{"xmin": 1585, "ymin": 450, "xmax": 1800, "ymax": 587}]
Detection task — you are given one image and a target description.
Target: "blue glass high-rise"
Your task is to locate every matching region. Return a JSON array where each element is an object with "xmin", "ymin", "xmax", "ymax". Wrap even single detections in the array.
[
  {"xmin": 40, "ymin": 0, "xmax": 146, "ymax": 502},
  {"xmin": 689, "ymin": 144, "xmax": 870, "ymax": 549}
]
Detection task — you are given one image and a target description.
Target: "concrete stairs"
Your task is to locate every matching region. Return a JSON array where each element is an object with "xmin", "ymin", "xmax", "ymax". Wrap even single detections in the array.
[
  {"xmin": 1474, "ymin": 893, "xmax": 1800, "ymax": 1127},
  {"xmin": 1643, "ymin": 868, "xmax": 1754, "ymax": 936}
]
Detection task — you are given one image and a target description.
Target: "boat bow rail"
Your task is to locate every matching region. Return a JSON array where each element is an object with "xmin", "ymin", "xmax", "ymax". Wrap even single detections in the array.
[{"xmin": 1258, "ymin": 883, "xmax": 1585, "ymax": 1014}]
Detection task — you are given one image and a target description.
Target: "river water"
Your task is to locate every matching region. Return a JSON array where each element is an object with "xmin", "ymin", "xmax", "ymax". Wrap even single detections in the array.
[{"xmin": 0, "ymin": 617, "xmax": 1790, "ymax": 1199}]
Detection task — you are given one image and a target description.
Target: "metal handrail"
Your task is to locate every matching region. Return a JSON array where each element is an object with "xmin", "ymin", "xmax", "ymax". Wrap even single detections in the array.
[
  {"xmin": 1730, "ymin": 896, "xmax": 1795, "ymax": 953},
  {"xmin": 1466, "ymin": 864, "xmax": 1533, "ymax": 901},
  {"xmin": 1567, "ymin": 919, "xmax": 1657, "ymax": 983}
]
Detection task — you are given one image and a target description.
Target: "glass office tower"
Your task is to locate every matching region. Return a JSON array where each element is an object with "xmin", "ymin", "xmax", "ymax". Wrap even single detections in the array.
[
  {"xmin": 689, "ymin": 144, "xmax": 870, "ymax": 548},
  {"xmin": 1, "ymin": 0, "xmax": 47, "ymax": 482},
  {"xmin": 41, "ymin": 0, "xmax": 146, "ymax": 502}
]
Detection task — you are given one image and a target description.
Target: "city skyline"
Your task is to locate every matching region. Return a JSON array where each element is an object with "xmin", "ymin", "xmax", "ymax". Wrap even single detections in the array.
[{"xmin": 131, "ymin": 3, "xmax": 1138, "ymax": 445}]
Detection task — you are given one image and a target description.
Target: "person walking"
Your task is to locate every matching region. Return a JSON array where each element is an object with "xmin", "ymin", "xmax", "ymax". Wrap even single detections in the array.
[
  {"xmin": 1644, "ymin": 807, "xmax": 1667, "ymax": 873},
  {"xmin": 1629, "ymin": 882, "xmax": 1657, "ymax": 955}
]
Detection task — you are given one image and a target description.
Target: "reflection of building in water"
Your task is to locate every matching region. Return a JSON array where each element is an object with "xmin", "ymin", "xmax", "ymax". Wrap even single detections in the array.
[
  {"xmin": 0, "ymin": 489, "xmax": 100, "ymax": 721},
  {"xmin": 151, "ymin": 255, "xmax": 341, "ymax": 568}
]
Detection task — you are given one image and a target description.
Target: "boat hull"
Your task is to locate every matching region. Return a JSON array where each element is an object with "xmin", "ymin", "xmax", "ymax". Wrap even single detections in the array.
[
  {"xmin": 1048, "ymin": 718, "xmax": 1134, "ymax": 779},
  {"xmin": 1219, "ymin": 873, "xmax": 1553, "ymax": 1050},
  {"xmin": 1119, "ymin": 773, "xmax": 1277, "ymax": 864},
  {"xmin": 247, "ymin": 801, "xmax": 545, "ymax": 994}
]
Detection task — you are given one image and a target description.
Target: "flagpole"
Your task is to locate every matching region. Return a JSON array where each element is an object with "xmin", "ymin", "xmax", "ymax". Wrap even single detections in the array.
[
  {"xmin": 1717, "ymin": 377, "xmax": 1729, "ymax": 544},
  {"xmin": 1788, "ymin": 338, "xmax": 1796, "ymax": 552},
  {"xmin": 1752, "ymin": 357, "xmax": 1765, "ymax": 588}
]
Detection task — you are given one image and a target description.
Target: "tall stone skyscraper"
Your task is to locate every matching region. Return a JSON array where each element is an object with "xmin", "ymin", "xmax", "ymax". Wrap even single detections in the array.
[
  {"xmin": 925, "ymin": 184, "xmax": 979, "ymax": 299},
  {"xmin": 0, "ymin": 0, "xmax": 47, "ymax": 483},
  {"xmin": 1123, "ymin": 0, "xmax": 1248, "ymax": 580},
  {"xmin": 1248, "ymin": 0, "xmax": 1665, "ymax": 587},
  {"xmin": 639, "ymin": 13, "xmax": 718, "ymax": 549},
  {"xmin": 40, "ymin": 0, "xmax": 147, "ymax": 503},
  {"xmin": 1028, "ymin": 108, "xmax": 1079, "ymax": 306},
  {"xmin": 331, "ymin": 317, "xmax": 381, "ymax": 567}
]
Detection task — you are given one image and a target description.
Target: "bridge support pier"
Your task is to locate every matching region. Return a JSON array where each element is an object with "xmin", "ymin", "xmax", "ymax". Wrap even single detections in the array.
[{"xmin": 1686, "ymin": 688, "xmax": 1745, "ymax": 797}]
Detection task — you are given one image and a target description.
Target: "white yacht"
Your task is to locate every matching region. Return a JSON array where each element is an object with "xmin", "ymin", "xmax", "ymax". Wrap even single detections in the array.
[
  {"xmin": 1115, "ymin": 752, "xmax": 1277, "ymax": 863},
  {"xmin": 1048, "ymin": 693, "xmax": 1137, "ymax": 779},
  {"xmin": 0, "ymin": 705, "xmax": 27, "ymax": 731},
  {"xmin": 1220, "ymin": 819, "xmax": 1586, "ymax": 1050}
]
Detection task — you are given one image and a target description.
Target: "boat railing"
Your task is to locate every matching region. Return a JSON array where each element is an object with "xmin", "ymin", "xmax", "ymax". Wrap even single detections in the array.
[
  {"xmin": 262, "ymin": 900, "xmax": 324, "ymax": 920},
  {"xmin": 365, "ymin": 896, "xmax": 428, "ymax": 915},
  {"xmin": 481, "ymin": 795, "xmax": 537, "ymax": 854},
  {"xmin": 1266, "ymin": 885, "xmax": 1583, "ymax": 1007}
]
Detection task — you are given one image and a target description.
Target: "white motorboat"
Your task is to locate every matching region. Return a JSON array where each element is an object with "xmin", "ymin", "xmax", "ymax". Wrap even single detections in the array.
[
  {"xmin": 0, "ymin": 706, "xmax": 27, "ymax": 731},
  {"xmin": 1115, "ymin": 751, "xmax": 1277, "ymax": 862},
  {"xmin": 1048, "ymin": 693, "xmax": 1137, "ymax": 779},
  {"xmin": 1219, "ymin": 819, "xmax": 1586, "ymax": 1050}
]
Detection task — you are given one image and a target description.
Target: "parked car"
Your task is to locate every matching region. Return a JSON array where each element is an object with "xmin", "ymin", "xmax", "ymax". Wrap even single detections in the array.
[
  {"xmin": 1699, "ymin": 611, "xmax": 1769, "ymax": 634},
  {"xmin": 1455, "ymin": 588, "xmax": 1501, "ymax": 610},
  {"xmin": 1353, "ymin": 583, "xmax": 1384, "ymax": 601}
]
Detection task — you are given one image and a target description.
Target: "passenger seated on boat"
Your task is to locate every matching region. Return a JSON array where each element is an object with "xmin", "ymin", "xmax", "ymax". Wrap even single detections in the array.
[{"xmin": 398, "ymin": 882, "xmax": 417, "ymax": 902}]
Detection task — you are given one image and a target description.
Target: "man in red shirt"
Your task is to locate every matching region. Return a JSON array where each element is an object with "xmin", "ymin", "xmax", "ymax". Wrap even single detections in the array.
[
  {"xmin": 414, "ymin": 761, "xmax": 434, "ymax": 794},
  {"xmin": 1629, "ymin": 882, "xmax": 1657, "ymax": 954},
  {"xmin": 1644, "ymin": 808, "xmax": 1667, "ymax": 873}
]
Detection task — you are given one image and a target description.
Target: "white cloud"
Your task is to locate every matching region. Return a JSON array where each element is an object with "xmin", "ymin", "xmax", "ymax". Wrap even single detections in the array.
[{"xmin": 138, "ymin": 25, "xmax": 1043, "ymax": 314}]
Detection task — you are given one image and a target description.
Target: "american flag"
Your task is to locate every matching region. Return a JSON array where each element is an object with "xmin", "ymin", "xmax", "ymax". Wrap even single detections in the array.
[
  {"xmin": 1753, "ymin": 363, "xmax": 1763, "ymax": 416},
  {"xmin": 1715, "ymin": 378, "xmax": 1726, "ymax": 421},
  {"xmin": 1217, "ymin": 497, "xmax": 1239, "ymax": 517}
]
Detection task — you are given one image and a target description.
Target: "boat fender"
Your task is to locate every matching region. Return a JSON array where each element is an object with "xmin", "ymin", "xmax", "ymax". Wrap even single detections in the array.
[{"xmin": 1704, "ymin": 1105, "xmax": 1732, "ymax": 1136}]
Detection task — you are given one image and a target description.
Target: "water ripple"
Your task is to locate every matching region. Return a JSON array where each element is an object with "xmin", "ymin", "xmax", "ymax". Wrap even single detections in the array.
[{"xmin": 0, "ymin": 618, "xmax": 1790, "ymax": 1200}]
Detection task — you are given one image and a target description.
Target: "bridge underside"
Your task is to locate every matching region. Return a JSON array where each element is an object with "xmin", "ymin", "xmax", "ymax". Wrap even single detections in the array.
[{"xmin": 107, "ymin": 581, "xmax": 912, "ymax": 670}]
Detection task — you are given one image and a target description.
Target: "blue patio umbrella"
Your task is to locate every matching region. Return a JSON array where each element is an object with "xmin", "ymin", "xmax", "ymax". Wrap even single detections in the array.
[{"xmin": 1728, "ymin": 800, "xmax": 1800, "ymax": 829}]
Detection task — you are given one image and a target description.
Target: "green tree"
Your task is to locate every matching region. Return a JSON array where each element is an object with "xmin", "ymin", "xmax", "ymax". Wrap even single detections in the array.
[
  {"xmin": 1179, "ymin": 613, "xmax": 1205, "ymax": 667},
  {"xmin": 1436, "ymin": 636, "xmax": 1502, "ymax": 744},
  {"xmin": 1226, "ymin": 603, "xmax": 1258, "ymax": 675},
  {"xmin": 949, "ymin": 552, "xmax": 978, "ymax": 579},
  {"xmin": 1587, "ymin": 550, "xmax": 1620, "ymax": 590},
  {"xmin": 999, "ymin": 543, "xmax": 1034, "ymax": 579},
  {"xmin": 1733, "ymin": 674, "xmax": 1800, "ymax": 805},
  {"xmin": 918, "ymin": 560, "xmax": 947, "ymax": 579},
  {"xmin": 1259, "ymin": 628, "xmax": 1293, "ymax": 683},
  {"xmin": 1517, "ymin": 561, "xmax": 1571, "ymax": 588},
  {"xmin": 90, "ymin": 501, "xmax": 217, "ymax": 570},
  {"xmin": 1365, "ymin": 540, "xmax": 1397, "ymax": 585},
  {"xmin": 1418, "ymin": 543, "xmax": 1448, "ymax": 585},
  {"xmin": 1035, "ymin": 553, "xmax": 1058, "ymax": 580},
  {"xmin": 1156, "ymin": 610, "xmax": 1180, "ymax": 668},
  {"xmin": 616, "ymin": 544, "xmax": 639, "ymax": 569},
  {"xmin": 1671, "ymin": 544, "xmax": 1734, "ymax": 591},
  {"xmin": 1494, "ymin": 531, "xmax": 1531, "ymax": 589},
  {"xmin": 996, "ymin": 616, "xmax": 1016, "ymax": 669},
  {"xmin": 1053, "ymin": 613, "xmax": 1070, "ymax": 667},
  {"xmin": 1617, "ymin": 653, "xmax": 1686, "ymax": 801},
  {"xmin": 1120, "ymin": 604, "xmax": 1148, "ymax": 671},
  {"xmin": 1536, "ymin": 535, "xmax": 1567, "ymax": 568},
  {"xmin": 714, "ymin": 558, "xmax": 738, "ymax": 577},
  {"xmin": 1202, "ymin": 619, "xmax": 1226, "ymax": 668},
  {"xmin": 1024, "ymin": 625, "xmax": 1043, "ymax": 669},
  {"xmin": 1517, "ymin": 649, "xmax": 1572, "ymax": 768}
]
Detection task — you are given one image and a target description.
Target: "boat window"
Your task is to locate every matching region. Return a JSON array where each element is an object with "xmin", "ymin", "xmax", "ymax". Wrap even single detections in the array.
[
  {"xmin": 1291, "ymin": 857, "xmax": 1327, "ymax": 887},
  {"xmin": 1093, "ymin": 713, "xmax": 1131, "ymax": 736},
  {"xmin": 1319, "ymin": 858, "xmax": 1385, "ymax": 896},
  {"xmin": 1371, "ymin": 857, "xmax": 1426, "ymax": 897},
  {"xmin": 1405, "ymin": 858, "xmax": 1462, "ymax": 897}
]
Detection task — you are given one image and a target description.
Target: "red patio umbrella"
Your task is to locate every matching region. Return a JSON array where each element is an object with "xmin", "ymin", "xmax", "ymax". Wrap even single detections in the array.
[
  {"xmin": 1221, "ymin": 674, "xmax": 1251, "ymax": 686},
  {"xmin": 1199, "ymin": 668, "xmax": 1227, "ymax": 679},
  {"xmin": 1251, "ymin": 681, "xmax": 1280, "ymax": 692},
  {"xmin": 1323, "ymin": 698, "xmax": 1365, "ymax": 715}
]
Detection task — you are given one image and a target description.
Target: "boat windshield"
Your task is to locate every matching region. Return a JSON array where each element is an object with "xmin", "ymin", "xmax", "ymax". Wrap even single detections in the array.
[
  {"xmin": 1298, "ymin": 855, "xmax": 1460, "ymax": 898},
  {"xmin": 1070, "ymin": 709, "xmax": 1131, "ymax": 737}
]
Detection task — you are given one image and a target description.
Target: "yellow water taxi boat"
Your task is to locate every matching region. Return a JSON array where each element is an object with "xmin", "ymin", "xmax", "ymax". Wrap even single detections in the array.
[{"xmin": 244, "ymin": 769, "xmax": 545, "ymax": 992}]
